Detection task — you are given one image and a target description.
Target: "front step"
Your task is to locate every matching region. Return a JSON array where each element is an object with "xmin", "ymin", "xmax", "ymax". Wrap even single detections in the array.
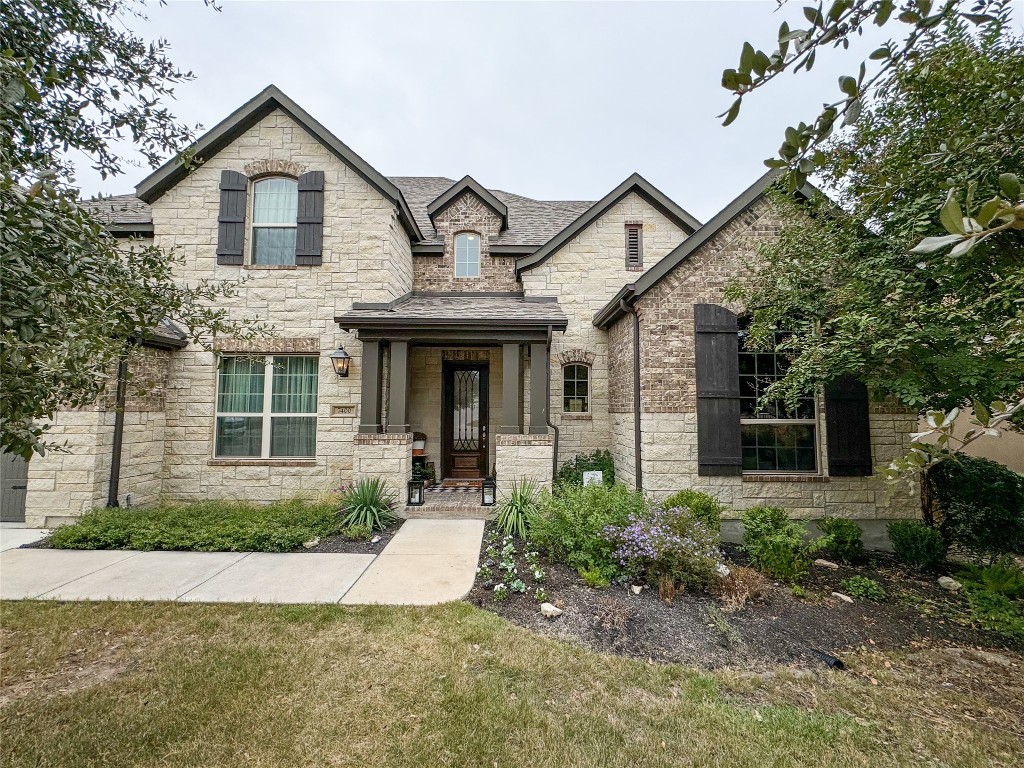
[{"xmin": 402, "ymin": 486, "xmax": 494, "ymax": 520}]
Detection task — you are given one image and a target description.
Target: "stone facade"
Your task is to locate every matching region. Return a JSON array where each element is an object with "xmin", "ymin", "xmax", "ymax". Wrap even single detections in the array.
[
  {"xmin": 495, "ymin": 434, "xmax": 554, "ymax": 497},
  {"xmin": 352, "ymin": 433, "xmax": 412, "ymax": 510},
  {"xmin": 413, "ymin": 192, "xmax": 518, "ymax": 292}
]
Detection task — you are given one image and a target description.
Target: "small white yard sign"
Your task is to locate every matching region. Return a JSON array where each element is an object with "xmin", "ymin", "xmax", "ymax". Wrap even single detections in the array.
[{"xmin": 582, "ymin": 471, "xmax": 603, "ymax": 487}]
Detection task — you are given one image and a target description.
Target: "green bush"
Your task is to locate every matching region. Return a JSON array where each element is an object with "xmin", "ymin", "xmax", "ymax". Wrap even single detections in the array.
[
  {"xmin": 339, "ymin": 477, "xmax": 397, "ymax": 532},
  {"xmin": 887, "ymin": 520, "xmax": 946, "ymax": 570},
  {"xmin": 741, "ymin": 506, "xmax": 811, "ymax": 582},
  {"xmin": 48, "ymin": 498, "xmax": 341, "ymax": 552},
  {"xmin": 554, "ymin": 450, "xmax": 615, "ymax": 489},
  {"xmin": 530, "ymin": 483, "xmax": 648, "ymax": 583},
  {"xmin": 927, "ymin": 455, "xmax": 1024, "ymax": 562},
  {"xmin": 965, "ymin": 589, "xmax": 1024, "ymax": 640},
  {"xmin": 957, "ymin": 559, "xmax": 1024, "ymax": 599},
  {"xmin": 661, "ymin": 489, "xmax": 724, "ymax": 534},
  {"xmin": 495, "ymin": 479, "xmax": 540, "ymax": 539},
  {"xmin": 340, "ymin": 523, "xmax": 372, "ymax": 541},
  {"xmin": 811, "ymin": 516, "xmax": 864, "ymax": 563},
  {"xmin": 840, "ymin": 575, "xmax": 887, "ymax": 601}
]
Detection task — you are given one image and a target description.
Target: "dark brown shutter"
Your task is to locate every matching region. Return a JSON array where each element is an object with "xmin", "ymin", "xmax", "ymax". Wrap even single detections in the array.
[
  {"xmin": 625, "ymin": 224, "xmax": 643, "ymax": 268},
  {"xmin": 824, "ymin": 376, "xmax": 873, "ymax": 476},
  {"xmin": 694, "ymin": 304, "xmax": 742, "ymax": 475},
  {"xmin": 295, "ymin": 171, "xmax": 324, "ymax": 266},
  {"xmin": 216, "ymin": 170, "xmax": 248, "ymax": 265}
]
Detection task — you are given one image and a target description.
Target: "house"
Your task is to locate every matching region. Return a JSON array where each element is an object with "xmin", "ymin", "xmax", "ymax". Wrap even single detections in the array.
[{"xmin": 8, "ymin": 85, "xmax": 919, "ymax": 532}]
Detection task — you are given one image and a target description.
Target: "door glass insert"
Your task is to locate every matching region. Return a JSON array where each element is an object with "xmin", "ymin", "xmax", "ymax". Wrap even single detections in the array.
[{"xmin": 453, "ymin": 369, "xmax": 480, "ymax": 451}]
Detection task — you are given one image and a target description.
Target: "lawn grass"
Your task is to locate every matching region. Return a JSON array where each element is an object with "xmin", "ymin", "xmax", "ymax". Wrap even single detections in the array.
[
  {"xmin": 46, "ymin": 498, "xmax": 341, "ymax": 552},
  {"xmin": 1, "ymin": 601, "xmax": 1021, "ymax": 767}
]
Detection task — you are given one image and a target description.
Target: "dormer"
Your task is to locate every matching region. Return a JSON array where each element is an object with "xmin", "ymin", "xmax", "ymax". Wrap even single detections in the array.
[{"xmin": 426, "ymin": 175, "xmax": 508, "ymax": 233}]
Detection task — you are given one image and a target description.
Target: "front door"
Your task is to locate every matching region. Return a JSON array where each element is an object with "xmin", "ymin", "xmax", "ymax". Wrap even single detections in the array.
[{"xmin": 442, "ymin": 363, "xmax": 489, "ymax": 479}]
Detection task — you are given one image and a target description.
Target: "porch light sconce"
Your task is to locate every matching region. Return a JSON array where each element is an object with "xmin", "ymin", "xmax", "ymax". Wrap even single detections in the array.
[
  {"xmin": 407, "ymin": 479, "xmax": 425, "ymax": 507},
  {"xmin": 330, "ymin": 346, "xmax": 352, "ymax": 378},
  {"xmin": 481, "ymin": 477, "xmax": 497, "ymax": 507}
]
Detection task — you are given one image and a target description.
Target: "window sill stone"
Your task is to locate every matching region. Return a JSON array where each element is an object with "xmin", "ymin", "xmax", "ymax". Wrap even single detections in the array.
[
  {"xmin": 560, "ymin": 412, "xmax": 593, "ymax": 420},
  {"xmin": 742, "ymin": 474, "xmax": 828, "ymax": 483},
  {"xmin": 243, "ymin": 265, "xmax": 298, "ymax": 271},
  {"xmin": 208, "ymin": 459, "xmax": 317, "ymax": 467}
]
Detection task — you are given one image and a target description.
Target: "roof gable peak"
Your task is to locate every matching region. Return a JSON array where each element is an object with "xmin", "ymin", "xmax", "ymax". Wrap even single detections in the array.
[{"xmin": 426, "ymin": 175, "xmax": 509, "ymax": 231}]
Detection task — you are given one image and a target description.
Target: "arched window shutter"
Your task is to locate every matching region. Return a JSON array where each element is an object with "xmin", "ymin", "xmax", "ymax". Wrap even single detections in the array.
[
  {"xmin": 694, "ymin": 304, "xmax": 742, "ymax": 475},
  {"xmin": 824, "ymin": 376, "xmax": 873, "ymax": 476},
  {"xmin": 296, "ymin": 171, "xmax": 325, "ymax": 266},
  {"xmin": 216, "ymin": 170, "xmax": 248, "ymax": 265}
]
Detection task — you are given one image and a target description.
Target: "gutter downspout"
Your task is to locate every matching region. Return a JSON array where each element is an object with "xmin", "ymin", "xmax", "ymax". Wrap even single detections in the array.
[
  {"xmin": 545, "ymin": 325, "xmax": 559, "ymax": 480},
  {"xmin": 620, "ymin": 298, "xmax": 642, "ymax": 491},
  {"xmin": 106, "ymin": 347, "xmax": 130, "ymax": 508}
]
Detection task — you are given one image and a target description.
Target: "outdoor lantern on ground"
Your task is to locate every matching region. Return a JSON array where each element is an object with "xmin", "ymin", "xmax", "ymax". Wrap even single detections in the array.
[
  {"xmin": 330, "ymin": 346, "xmax": 352, "ymax": 377},
  {"xmin": 407, "ymin": 479, "xmax": 424, "ymax": 506},
  {"xmin": 481, "ymin": 477, "xmax": 497, "ymax": 506}
]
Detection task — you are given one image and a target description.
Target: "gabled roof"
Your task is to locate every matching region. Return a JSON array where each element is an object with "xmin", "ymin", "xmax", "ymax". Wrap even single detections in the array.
[
  {"xmin": 84, "ymin": 194, "xmax": 153, "ymax": 236},
  {"xmin": 426, "ymin": 175, "xmax": 508, "ymax": 231},
  {"xmin": 515, "ymin": 173, "xmax": 702, "ymax": 274},
  {"xmin": 135, "ymin": 85, "xmax": 422, "ymax": 240},
  {"xmin": 592, "ymin": 169, "xmax": 815, "ymax": 329}
]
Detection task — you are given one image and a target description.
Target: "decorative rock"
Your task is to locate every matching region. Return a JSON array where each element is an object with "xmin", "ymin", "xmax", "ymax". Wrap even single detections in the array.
[
  {"xmin": 631, "ymin": 585, "xmax": 643, "ymax": 595},
  {"xmin": 831, "ymin": 592, "xmax": 854, "ymax": 603},
  {"xmin": 938, "ymin": 576, "xmax": 962, "ymax": 592},
  {"xmin": 540, "ymin": 602, "xmax": 563, "ymax": 619},
  {"xmin": 302, "ymin": 537, "xmax": 320, "ymax": 549},
  {"xmin": 370, "ymin": 535, "xmax": 382, "ymax": 544},
  {"xmin": 814, "ymin": 558, "xmax": 840, "ymax": 570}
]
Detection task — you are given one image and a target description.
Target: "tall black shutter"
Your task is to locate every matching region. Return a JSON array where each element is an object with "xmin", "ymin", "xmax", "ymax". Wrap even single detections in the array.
[
  {"xmin": 694, "ymin": 304, "xmax": 742, "ymax": 475},
  {"xmin": 824, "ymin": 376, "xmax": 873, "ymax": 476},
  {"xmin": 296, "ymin": 171, "xmax": 325, "ymax": 266},
  {"xmin": 216, "ymin": 170, "xmax": 248, "ymax": 265}
]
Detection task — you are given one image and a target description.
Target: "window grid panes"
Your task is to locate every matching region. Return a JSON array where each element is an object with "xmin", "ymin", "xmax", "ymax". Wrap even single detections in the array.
[
  {"xmin": 563, "ymin": 364, "xmax": 590, "ymax": 413},
  {"xmin": 738, "ymin": 331, "xmax": 817, "ymax": 473},
  {"xmin": 454, "ymin": 232, "xmax": 481, "ymax": 278},
  {"xmin": 215, "ymin": 355, "xmax": 318, "ymax": 458},
  {"xmin": 251, "ymin": 177, "xmax": 298, "ymax": 266}
]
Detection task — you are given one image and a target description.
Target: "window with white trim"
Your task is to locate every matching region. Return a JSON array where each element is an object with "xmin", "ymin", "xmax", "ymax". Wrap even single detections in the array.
[
  {"xmin": 251, "ymin": 177, "xmax": 298, "ymax": 265},
  {"xmin": 215, "ymin": 355, "xmax": 319, "ymax": 458},
  {"xmin": 454, "ymin": 232, "xmax": 481, "ymax": 277},
  {"xmin": 562, "ymin": 364, "xmax": 590, "ymax": 413},
  {"xmin": 739, "ymin": 330, "xmax": 817, "ymax": 472}
]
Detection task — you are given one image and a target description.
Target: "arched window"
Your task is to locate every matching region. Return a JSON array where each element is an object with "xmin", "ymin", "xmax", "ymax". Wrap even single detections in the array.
[
  {"xmin": 563, "ymin": 364, "xmax": 590, "ymax": 413},
  {"xmin": 454, "ymin": 232, "xmax": 481, "ymax": 277},
  {"xmin": 251, "ymin": 177, "xmax": 298, "ymax": 265}
]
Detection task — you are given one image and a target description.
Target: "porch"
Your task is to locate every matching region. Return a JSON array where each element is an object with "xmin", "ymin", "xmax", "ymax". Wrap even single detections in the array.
[{"xmin": 336, "ymin": 294, "xmax": 567, "ymax": 510}]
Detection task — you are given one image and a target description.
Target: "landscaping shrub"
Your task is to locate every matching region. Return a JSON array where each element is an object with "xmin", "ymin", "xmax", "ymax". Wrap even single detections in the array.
[
  {"xmin": 926, "ymin": 455, "xmax": 1024, "ymax": 562},
  {"xmin": 553, "ymin": 449, "xmax": 615, "ymax": 489},
  {"xmin": 603, "ymin": 505, "xmax": 724, "ymax": 598},
  {"xmin": 339, "ymin": 477, "xmax": 397, "ymax": 532},
  {"xmin": 714, "ymin": 565, "xmax": 770, "ymax": 612},
  {"xmin": 840, "ymin": 575, "xmax": 887, "ymax": 601},
  {"xmin": 661, "ymin": 489, "xmax": 724, "ymax": 533},
  {"xmin": 810, "ymin": 516, "xmax": 864, "ymax": 563},
  {"xmin": 964, "ymin": 589, "xmax": 1024, "ymax": 640},
  {"xmin": 340, "ymin": 524, "xmax": 372, "ymax": 541},
  {"xmin": 495, "ymin": 479, "xmax": 540, "ymax": 539},
  {"xmin": 741, "ymin": 506, "xmax": 811, "ymax": 582},
  {"xmin": 887, "ymin": 520, "xmax": 946, "ymax": 570},
  {"xmin": 957, "ymin": 559, "xmax": 1024, "ymax": 600},
  {"xmin": 48, "ymin": 498, "xmax": 341, "ymax": 552},
  {"xmin": 530, "ymin": 483, "xmax": 647, "ymax": 583}
]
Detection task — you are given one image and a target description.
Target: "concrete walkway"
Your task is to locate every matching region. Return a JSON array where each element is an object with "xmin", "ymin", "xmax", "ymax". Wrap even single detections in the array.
[
  {"xmin": 0, "ymin": 523, "xmax": 50, "ymax": 552},
  {"xmin": 0, "ymin": 519, "xmax": 483, "ymax": 606}
]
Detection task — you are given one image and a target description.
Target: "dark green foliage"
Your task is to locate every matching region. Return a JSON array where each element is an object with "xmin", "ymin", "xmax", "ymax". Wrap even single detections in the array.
[
  {"xmin": 964, "ymin": 589, "xmax": 1024, "ymax": 640},
  {"xmin": 840, "ymin": 575, "xmax": 887, "ymax": 601},
  {"xmin": 887, "ymin": 520, "xmax": 946, "ymax": 570},
  {"xmin": 957, "ymin": 560, "xmax": 1024, "ymax": 600},
  {"xmin": 741, "ymin": 506, "xmax": 811, "ymax": 582},
  {"xmin": 926, "ymin": 455, "xmax": 1024, "ymax": 561},
  {"xmin": 495, "ymin": 480, "xmax": 540, "ymax": 539},
  {"xmin": 811, "ymin": 516, "xmax": 864, "ymax": 563},
  {"xmin": 530, "ymin": 483, "xmax": 647, "ymax": 583},
  {"xmin": 340, "ymin": 478, "xmax": 397, "ymax": 532},
  {"xmin": 661, "ymin": 489, "xmax": 724, "ymax": 533},
  {"xmin": 48, "ymin": 499, "xmax": 341, "ymax": 552},
  {"xmin": 554, "ymin": 450, "xmax": 615, "ymax": 489}
]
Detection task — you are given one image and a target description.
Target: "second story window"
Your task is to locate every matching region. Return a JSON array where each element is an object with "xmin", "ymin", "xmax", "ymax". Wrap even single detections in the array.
[
  {"xmin": 251, "ymin": 177, "xmax": 298, "ymax": 265},
  {"xmin": 454, "ymin": 232, "xmax": 481, "ymax": 277}
]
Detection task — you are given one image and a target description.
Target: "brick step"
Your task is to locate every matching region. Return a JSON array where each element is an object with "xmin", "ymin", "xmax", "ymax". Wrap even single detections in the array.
[{"xmin": 402, "ymin": 505, "xmax": 494, "ymax": 520}]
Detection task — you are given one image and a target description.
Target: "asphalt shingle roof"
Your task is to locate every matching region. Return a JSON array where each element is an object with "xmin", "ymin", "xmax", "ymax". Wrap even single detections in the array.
[
  {"xmin": 84, "ymin": 194, "xmax": 153, "ymax": 226},
  {"xmin": 336, "ymin": 294, "xmax": 567, "ymax": 328}
]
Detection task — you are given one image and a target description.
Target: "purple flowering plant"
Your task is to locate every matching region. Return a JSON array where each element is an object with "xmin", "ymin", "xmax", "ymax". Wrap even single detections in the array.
[{"xmin": 603, "ymin": 505, "xmax": 724, "ymax": 591}]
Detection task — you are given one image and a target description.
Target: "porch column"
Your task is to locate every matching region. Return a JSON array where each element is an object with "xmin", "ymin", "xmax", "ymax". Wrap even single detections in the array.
[
  {"xmin": 498, "ymin": 342, "xmax": 521, "ymax": 434},
  {"xmin": 358, "ymin": 340, "xmax": 383, "ymax": 433},
  {"xmin": 529, "ymin": 342, "xmax": 549, "ymax": 434},
  {"xmin": 386, "ymin": 340, "xmax": 410, "ymax": 433}
]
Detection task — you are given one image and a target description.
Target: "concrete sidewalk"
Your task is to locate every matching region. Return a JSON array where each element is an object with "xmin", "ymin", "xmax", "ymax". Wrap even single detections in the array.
[{"xmin": 0, "ymin": 519, "xmax": 483, "ymax": 605}]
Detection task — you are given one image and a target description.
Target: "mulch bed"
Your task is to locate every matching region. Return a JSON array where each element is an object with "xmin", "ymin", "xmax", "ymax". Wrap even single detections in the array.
[
  {"xmin": 296, "ymin": 521, "xmax": 402, "ymax": 554},
  {"xmin": 466, "ymin": 523, "xmax": 1022, "ymax": 671}
]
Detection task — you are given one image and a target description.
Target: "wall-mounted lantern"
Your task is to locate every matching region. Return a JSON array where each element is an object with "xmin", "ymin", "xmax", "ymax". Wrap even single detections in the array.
[
  {"xmin": 407, "ymin": 479, "xmax": 425, "ymax": 507},
  {"xmin": 481, "ymin": 477, "xmax": 497, "ymax": 507},
  {"xmin": 330, "ymin": 346, "xmax": 352, "ymax": 378}
]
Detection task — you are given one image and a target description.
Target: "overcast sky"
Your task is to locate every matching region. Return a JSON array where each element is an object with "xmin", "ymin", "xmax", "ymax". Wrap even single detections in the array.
[{"xmin": 76, "ymin": 0, "xmax": 902, "ymax": 221}]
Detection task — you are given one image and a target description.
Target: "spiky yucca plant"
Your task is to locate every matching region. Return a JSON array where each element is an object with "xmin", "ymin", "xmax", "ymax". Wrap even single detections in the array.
[{"xmin": 340, "ymin": 478, "xmax": 397, "ymax": 532}]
